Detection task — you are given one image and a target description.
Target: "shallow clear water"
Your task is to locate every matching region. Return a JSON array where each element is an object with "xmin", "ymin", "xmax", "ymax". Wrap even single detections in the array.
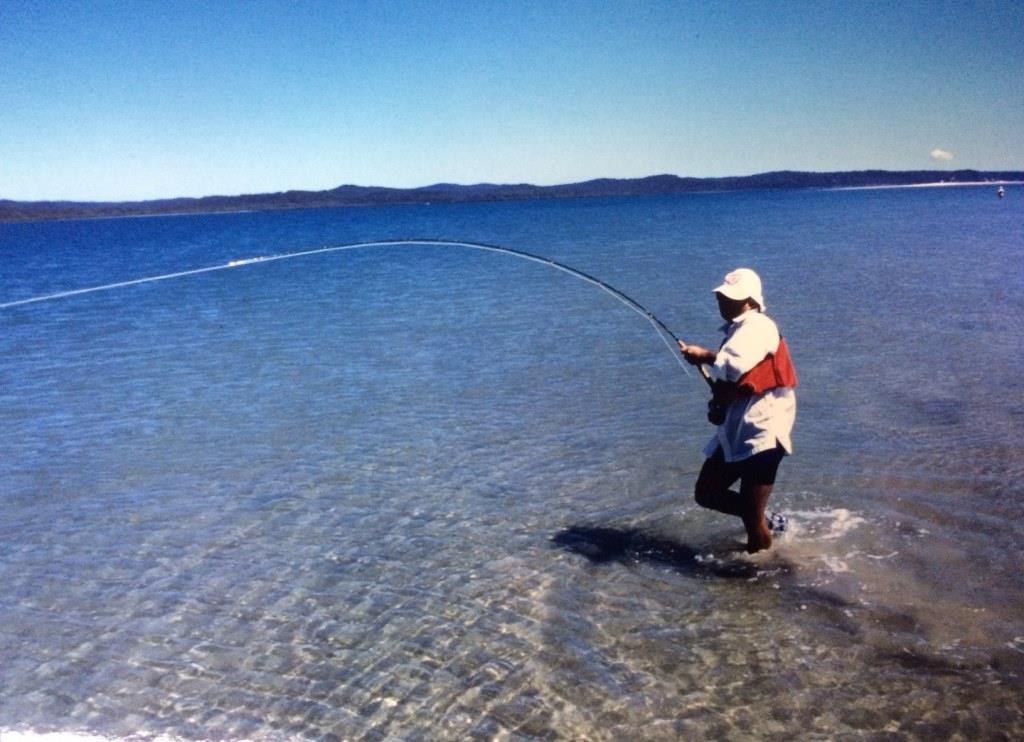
[{"xmin": 1, "ymin": 187, "xmax": 1023, "ymax": 739}]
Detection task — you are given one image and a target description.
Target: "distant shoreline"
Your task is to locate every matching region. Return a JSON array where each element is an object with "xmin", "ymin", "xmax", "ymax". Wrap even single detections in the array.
[
  {"xmin": 832, "ymin": 180, "xmax": 1023, "ymax": 191},
  {"xmin": 2, "ymin": 169, "xmax": 1019, "ymax": 223}
]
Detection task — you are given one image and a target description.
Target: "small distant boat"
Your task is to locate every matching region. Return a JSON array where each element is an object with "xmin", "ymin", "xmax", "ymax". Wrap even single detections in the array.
[{"xmin": 997, "ymin": 186, "xmax": 1005, "ymax": 199}]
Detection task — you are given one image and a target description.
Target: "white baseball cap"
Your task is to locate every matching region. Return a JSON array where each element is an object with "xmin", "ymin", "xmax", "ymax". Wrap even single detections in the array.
[{"xmin": 713, "ymin": 268, "xmax": 765, "ymax": 311}]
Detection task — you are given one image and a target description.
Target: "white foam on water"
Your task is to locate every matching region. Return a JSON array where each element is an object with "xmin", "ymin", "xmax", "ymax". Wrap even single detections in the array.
[
  {"xmin": 764, "ymin": 507, "xmax": 873, "ymax": 578},
  {"xmin": 688, "ymin": 510, "xmax": 868, "ymax": 574},
  {"xmin": 783, "ymin": 507, "xmax": 866, "ymax": 541},
  {"xmin": 820, "ymin": 555, "xmax": 852, "ymax": 573},
  {"xmin": 226, "ymin": 256, "xmax": 270, "ymax": 267}
]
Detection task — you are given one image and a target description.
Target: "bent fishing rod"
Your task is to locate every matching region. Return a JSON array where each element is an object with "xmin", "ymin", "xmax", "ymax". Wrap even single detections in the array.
[{"xmin": 0, "ymin": 238, "xmax": 714, "ymax": 388}]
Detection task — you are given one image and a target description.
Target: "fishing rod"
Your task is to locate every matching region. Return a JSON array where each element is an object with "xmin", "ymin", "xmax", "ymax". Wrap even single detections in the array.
[
  {"xmin": 0, "ymin": 237, "xmax": 714, "ymax": 386},
  {"xmin": 411, "ymin": 239, "xmax": 715, "ymax": 386}
]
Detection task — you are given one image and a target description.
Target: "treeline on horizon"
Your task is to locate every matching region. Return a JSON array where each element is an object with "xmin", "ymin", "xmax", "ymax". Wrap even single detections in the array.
[{"xmin": 1, "ymin": 169, "xmax": 1019, "ymax": 222}]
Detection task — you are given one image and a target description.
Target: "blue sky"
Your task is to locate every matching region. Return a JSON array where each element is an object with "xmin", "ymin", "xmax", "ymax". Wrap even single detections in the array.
[{"xmin": 2, "ymin": 0, "xmax": 1022, "ymax": 201}]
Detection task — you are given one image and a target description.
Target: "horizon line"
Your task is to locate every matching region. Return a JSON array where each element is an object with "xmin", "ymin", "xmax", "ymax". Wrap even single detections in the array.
[{"xmin": 4, "ymin": 167, "xmax": 1023, "ymax": 206}]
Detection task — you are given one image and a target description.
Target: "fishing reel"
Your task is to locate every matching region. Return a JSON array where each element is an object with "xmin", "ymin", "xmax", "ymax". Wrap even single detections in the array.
[{"xmin": 707, "ymin": 380, "xmax": 740, "ymax": 425}]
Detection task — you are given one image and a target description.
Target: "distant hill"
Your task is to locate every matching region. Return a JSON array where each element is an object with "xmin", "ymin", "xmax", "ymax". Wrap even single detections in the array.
[{"xmin": 1, "ymin": 170, "xmax": 1020, "ymax": 223}]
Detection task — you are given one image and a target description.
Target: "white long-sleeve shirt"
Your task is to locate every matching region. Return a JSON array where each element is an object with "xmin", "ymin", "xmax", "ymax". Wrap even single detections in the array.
[{"xmin": 704, "ymin": 309, "xmax": 796, "ymax": 462}]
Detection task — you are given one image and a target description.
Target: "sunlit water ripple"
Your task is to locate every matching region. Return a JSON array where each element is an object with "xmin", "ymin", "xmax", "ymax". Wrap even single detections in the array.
[{"xmin": 1, "ymin": 187, "xmax": 1022, "ymax": 739}]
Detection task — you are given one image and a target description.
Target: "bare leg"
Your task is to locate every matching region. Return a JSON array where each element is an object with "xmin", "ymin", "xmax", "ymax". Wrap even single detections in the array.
[
  {"xmin": 695, "ymin": 454, "xmax": 775, "ymax": 553},
  {"xmin": 740, "ymin": 481, "xmax": 774, "ymax": 553}
]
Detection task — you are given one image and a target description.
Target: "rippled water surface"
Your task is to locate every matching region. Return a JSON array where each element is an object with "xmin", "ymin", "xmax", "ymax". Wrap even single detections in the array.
[{"xmin": 2, "ymin": 187, "xmax": 1023, "ymax": 739}]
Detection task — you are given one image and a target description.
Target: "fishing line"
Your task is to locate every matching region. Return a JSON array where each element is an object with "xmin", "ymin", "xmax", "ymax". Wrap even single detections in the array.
[{"xmin": 0, "ymin": 238, "xmax": 710, "ymax": 380}]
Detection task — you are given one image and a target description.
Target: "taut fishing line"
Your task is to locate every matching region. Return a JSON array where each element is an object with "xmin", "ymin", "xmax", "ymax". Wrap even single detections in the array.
[{"xmin": 0, "ymin": 238, "xmax": 710, "ymax": 379}]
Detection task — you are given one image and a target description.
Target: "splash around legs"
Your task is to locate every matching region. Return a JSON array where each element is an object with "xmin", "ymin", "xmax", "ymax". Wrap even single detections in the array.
[{"xmin": 694, "ymin": 446, "xmax": 785, "ymax": 553}]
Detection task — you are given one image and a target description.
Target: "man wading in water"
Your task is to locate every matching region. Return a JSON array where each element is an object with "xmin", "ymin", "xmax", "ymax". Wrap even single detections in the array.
[{"xmin": 678, "ymin": 268, "xmax": 797, "ymax": 553}]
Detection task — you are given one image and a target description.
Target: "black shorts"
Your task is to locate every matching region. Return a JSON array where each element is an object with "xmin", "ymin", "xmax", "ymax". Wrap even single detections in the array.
[{"xmin": 706, "ymin": 445, "xmax": 786, "ymax": 487}]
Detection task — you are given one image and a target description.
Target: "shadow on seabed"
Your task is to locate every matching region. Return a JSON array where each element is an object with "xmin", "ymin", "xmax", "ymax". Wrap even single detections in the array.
[
  {"xmin": 551, "ymin": 524, "xmax": 932, "ymax": 655},
  {"xmin": 550, "ymin": 524, "xmax": 771, "ymax": 580},
  {"xmin": 550, "ymin": 524, "xmax": 990, "ymax": 686}
]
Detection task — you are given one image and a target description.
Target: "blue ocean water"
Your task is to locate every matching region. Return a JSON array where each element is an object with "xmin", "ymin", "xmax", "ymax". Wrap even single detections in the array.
[{"xmin": 1, "ymin": 185, "xmax": 1022, "ymax": 739}]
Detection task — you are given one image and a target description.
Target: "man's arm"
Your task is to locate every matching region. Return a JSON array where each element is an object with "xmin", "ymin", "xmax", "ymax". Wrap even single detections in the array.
[{"xmin": 677, "ymin": 340, "xmax": 716, "ymax": 366}]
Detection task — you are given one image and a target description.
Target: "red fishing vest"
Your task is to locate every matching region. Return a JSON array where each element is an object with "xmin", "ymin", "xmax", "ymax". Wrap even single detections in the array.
[{"xmin": 737, "ymin": 336, "xmax": 798, "ymax": 395}]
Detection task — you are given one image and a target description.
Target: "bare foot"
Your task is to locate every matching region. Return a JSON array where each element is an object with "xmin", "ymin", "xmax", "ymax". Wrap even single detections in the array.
[{"xmin": 745, "ymin": 521, "xmax": 773, "ymax": 553}]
